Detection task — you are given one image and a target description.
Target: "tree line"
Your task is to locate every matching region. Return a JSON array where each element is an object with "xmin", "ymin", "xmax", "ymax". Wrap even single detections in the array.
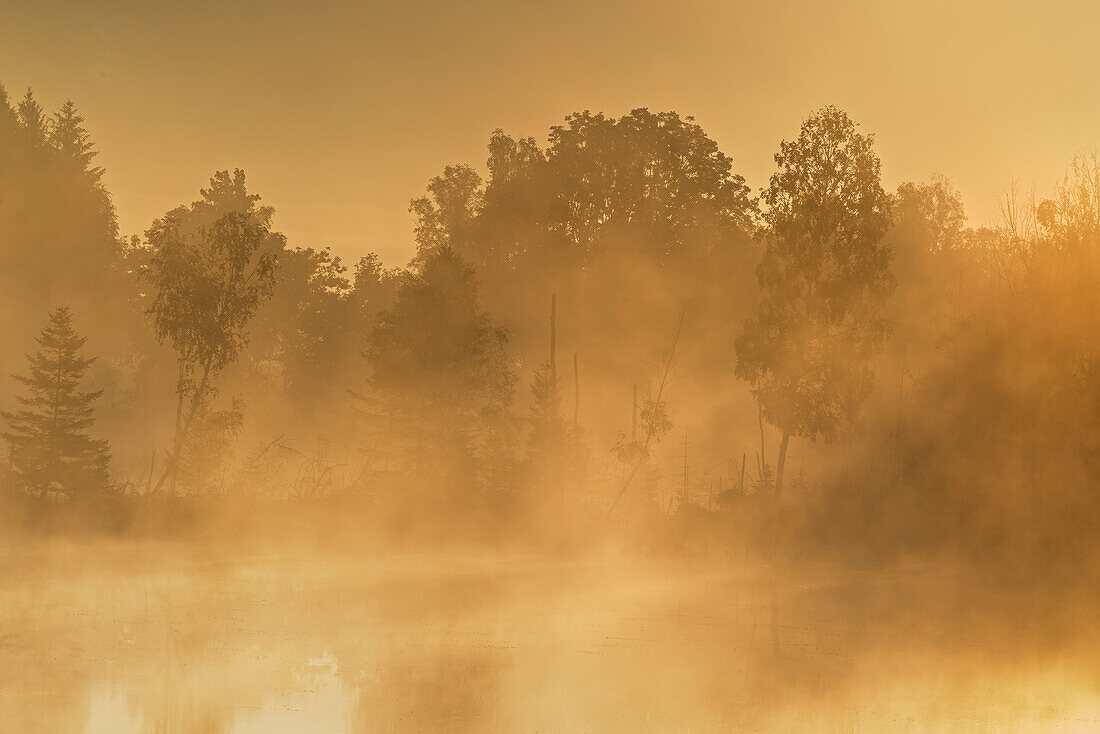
[{"xmin": 3, "ymin": 82, "xmax": 1099, "ymax": 561}]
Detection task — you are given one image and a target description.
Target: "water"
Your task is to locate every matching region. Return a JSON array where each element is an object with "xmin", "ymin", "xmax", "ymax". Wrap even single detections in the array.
[{"xmin": 2, "ymin": 542, "xmax": 1098, "ymax": 733}]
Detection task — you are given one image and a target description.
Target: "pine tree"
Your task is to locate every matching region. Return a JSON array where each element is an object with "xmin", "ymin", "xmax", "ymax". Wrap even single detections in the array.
[
  {"xmin": 0, "ymin": 84, "xmax": 17, "ymax": 132},
  {"xmin": 528, "ymin": 359, "xmax": 566, "ymax": 461},
  {"xmin": 528, "ymin": 294, "xmax": 566, "ymax": 464},
  {"xmin": 50, "ymin": 100, "xmax": 104, "ymax": 183},
  {"xmin": 16, "ymin": 88, "xmax": 48, "ymax": 146},
  {"xmin": 1, "ymin": 307, "xmax": 111, "ymax": 499}
]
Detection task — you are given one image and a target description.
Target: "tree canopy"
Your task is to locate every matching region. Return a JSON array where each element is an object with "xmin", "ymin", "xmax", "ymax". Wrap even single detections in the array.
[{"xmin": 736, "ymin": 106, "xmax": 893, "ymax": 490}]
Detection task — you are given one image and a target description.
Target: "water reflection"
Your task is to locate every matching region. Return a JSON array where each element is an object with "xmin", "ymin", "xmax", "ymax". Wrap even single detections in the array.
[
  {"xmin": 232, "ymin": 653, "xmax": 352, "ymax": 734},
  {"xmin": 2, "ymin": 547, "xmax": 1098, "ymax": 733}
]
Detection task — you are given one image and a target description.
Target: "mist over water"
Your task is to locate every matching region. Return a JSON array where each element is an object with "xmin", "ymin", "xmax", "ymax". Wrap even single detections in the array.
[
  {"xmin": 6, "ymin": 4, "xmax": 1100, "ymax": 730},
  {"xmin": 7, "ymin": 543, "xmax": 1100, "ymax": 734}
]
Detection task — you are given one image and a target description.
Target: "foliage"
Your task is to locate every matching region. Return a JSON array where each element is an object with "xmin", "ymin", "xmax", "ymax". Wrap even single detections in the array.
[
  {"xmin": 410, "ymin": 165, "xmax": 484, "ymax": 258},
  {"xmin": 360, "ymin": 246, "xmax": 516, "ymax": 492},
  {"xmin": 0, "ymin": 86, "xmax": 127, "ymax": 376},
  {"xmin": 144, "ymin": 169, "xmax": 283, "ymax": 381},
  {"xmin": 142, "ymin": 169, "xmax": 282, "ymax": 493},
  {"xmin": 528, "ymin": 359, "xmax": 567, "ymax": 461},
  {"xmin": 737, "ymin": 106, "xmax": 894, "ymax": 444},
  {"xmin": 1, "ymin": 307, "xmax": 112, "ymax": 499}
]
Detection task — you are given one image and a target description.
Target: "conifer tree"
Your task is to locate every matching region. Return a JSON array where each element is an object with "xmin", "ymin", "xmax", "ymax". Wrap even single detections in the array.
[
  {"xmin": 15, "ymin": 88, "xmax": 48, "ymax": 146},
  {"xmin": 0, "ymin": 84, "xmax": 18, "ymax": 134},
  {"xmin": 1, "ymin": 306, "xmax": 111, "ymax": 498},
  {"xmin": 528, "ymin": 294, "xmax": 566, "ymax": 463},
  {"xmin": 50, "ymin": 100, "xmax": 104, "ymax": 183},
  {"xmin": 528, "ymin": 360, "xmax": 566, "ymax": 461}
]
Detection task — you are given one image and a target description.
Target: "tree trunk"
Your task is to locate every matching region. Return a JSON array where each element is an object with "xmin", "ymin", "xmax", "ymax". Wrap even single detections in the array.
[
  {"xmin": 549, "ymin": 293, "xmax": 557, "ymax": 386},
  {"xmin": 758, "ymin": 402, "xmax": 766, "ymax": 476},
  {"xmin": 549, "ymin": 293, "xmax": 563, "ymax": 545},
  {"xmin": 631, "ymin": 384, "xmax": 638, "ymax": 442},
  {"xmin": 572, "ymin": 353, "xmax": 579, "ymax": 449},
  {"xmin": 166, "ymin": 370, "xmax": 186, "ymax": 497},
  {"xmin": 154, "ymin": 362, "xmax": 211, "ymax": 496},
  {"xmin": 775, "ymin": 430, "xmax": 790, "ymax": 497}
]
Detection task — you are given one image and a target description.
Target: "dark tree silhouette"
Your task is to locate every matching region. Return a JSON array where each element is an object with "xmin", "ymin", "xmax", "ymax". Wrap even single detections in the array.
[
  {"xmin": 2, "ymin": 307, "xmax": 111, "ymax": 499},
  {"xmin": 737, "ymin": 106, "xmax": 893, "ymax": 494},
  {"xmin": 0, "ymin": 87, "xmax": 126, "ymax": 374},
  {"xmin": 410, "ymin": 164, "xmax": 484, "ymax": 259},
  {"xmin": 360, "ymin": 246, "xmax": 515, "ymax": 498},
  {"xmin": 528, "ymin": 360, "xmax": 567, "ymax": 462},
  {"xmin": 15, "ymin": 88, "xmax": 49, "ymax": 145}
]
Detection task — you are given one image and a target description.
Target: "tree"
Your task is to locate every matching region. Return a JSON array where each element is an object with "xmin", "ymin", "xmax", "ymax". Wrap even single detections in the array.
[
  {"xmin": 528, "ymin": 359, "xmax": 567, "ymax": 464},
  {"xmin": 0, "ymin": 84, "xmax": 17, "ymax": 134},
  {"xmin": 49, "ymin": 100, "xmax": 105, "ymax": 186},
  {"xmin": 1037, "ymin": 147, "xmax": 1100, "ymax": 254},
  {"xmin": 893, "ymin": 175, "xmax": 966, "ymax": 255},
  {"xmin": 736, "ymin": 106, "xmax": 893, "ymax": 494},
  {"xmin": 2, "ymin": 307, "xmax": 111, "ymax": 499},
  {"xmin": 468, "ymin": 109, "xmax": 758, "ymax": 288},
  {"xmin": 410, "ymin": 164, "xmax": 484, "ymax": 259},
  {"xmin": 0, "ymin": 87, "xmax": 126, "ymax": 386},
  {"xmin": 143, "ymin": 169, "xmax": 282, "ymax": 494},
  {"xmin": 526, "ymin": 293, "xmax": 575, "ymax": 531},
  {"xmin": 546, "ymin": 109, "xmax": 756, "ymax": 263},
  {"xmin": 245, "ymin": 247, "xmax": 352, "ymax": 401},
  {"xmin": 360, "ymin": 246, "xmax": 515, "ymax": 499},
  {"xmin": 16, "ymin": 88, "xmax": 48, "ymax": 146}
]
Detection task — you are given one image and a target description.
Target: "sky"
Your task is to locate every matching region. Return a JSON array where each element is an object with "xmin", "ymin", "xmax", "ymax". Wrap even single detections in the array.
[{"xmin": 4, "ymin": 0, "xmax": 1099, "ymax": 266}]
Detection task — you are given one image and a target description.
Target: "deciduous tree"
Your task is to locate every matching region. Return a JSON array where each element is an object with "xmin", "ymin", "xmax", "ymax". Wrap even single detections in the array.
[
  {"xmin": 143, "ymin": 170, "xmax": 282, "ymax": 494},
  {"xmin": 736, "ymin": 106, "xmax": 893, "ymax": 494}
]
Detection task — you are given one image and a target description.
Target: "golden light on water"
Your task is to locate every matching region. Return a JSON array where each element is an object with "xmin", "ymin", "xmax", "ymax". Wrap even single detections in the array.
[{"xmin": 4, "ymin": 2, "xmax": 1100, "ymax": 732}]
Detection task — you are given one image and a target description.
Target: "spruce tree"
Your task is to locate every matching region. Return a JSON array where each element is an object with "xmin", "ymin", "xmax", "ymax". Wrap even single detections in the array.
[
  {"xmin": 1, "ymin": 306, "xmax": 111, "ymax": 498},
  {"xmin": 15, "ymin": 88, "xmax": 48, "ymax": 146},
  {"xmin": 50, "ymin": 100, "xmax": 104, "ymax": 183},
  {"xmin": 528, "ymin": 360, "xmax": 566, "ymax": 461}
]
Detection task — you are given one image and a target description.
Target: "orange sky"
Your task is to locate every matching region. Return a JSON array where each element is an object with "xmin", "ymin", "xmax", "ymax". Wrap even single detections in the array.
[{"xmin": 4, "ymin": 0, "xmax": 1098, "ymax": 266}]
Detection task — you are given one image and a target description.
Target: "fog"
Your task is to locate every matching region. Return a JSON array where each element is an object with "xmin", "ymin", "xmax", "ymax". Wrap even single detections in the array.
[
  {"xmin": 6, "ymin": 544, "xmax": 1100, "ymax": 733},
  {"xmin": 4, "ymin": 46, "xmax": 1100, "ymax": 732}
]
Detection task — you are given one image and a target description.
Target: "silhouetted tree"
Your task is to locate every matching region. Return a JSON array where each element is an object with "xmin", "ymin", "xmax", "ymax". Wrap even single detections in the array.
[
  {"xmin": 143, "ymin": 170, "xmax": 282, "ymax": 494},
  {"xmin": 0, "ymin": 86, "xmax": 126, "ymax": 379},
  {"xmin": 528, "ymin": 362, "xmax": 567, "ymax": 462},
  {"xmin": 1037, "ymin": 147, "xmax": 1100, "ymax": 253},
  {"xmin": 2, "ymin": 307, "xmax": 111, "ymax": 499},
  {"xmin": 406, "ymin": 110, "xmax": 759, "ymax": 488},
  {"xmin": 49, "ymin": 100, "xmax": 106, "ymax": 186},
  {"xmin": 737, "ymin": 106, "xmax": 893, "ymax": 494},
  {"xmin": 15, "ymin": 88, "xmax": 48, "ymax": 146},
  {"xmin": 360, "ymin": 246, "xmax": 515, "ymax": 500},
  {"xmin": 893, "ymin": 175, "xmax": 966, "ymax": 255},
  {"xmin": 470, "ymin": 109, "xmax": 758, "ymax": 286},
  {"xmin": 526, "ymin": 294, "xmax": 573, "ymax": 531},
  {"xmin": 410, "ymin": 164, "xmax": 484, "ymax": 259},
  {"xmin": 246, "ymin": 248, "xmax": 351, "ymax": 400}
]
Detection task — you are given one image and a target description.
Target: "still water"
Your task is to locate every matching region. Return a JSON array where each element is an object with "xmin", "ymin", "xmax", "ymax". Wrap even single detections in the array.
[{"xmin": 2, "ymin": 542, "xmax": 1099, "ymax": 733}]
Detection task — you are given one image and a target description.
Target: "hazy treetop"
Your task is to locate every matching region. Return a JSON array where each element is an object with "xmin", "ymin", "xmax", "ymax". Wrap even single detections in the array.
[{"xmin": 3, "ymin": 0, "xmax": 1097, "ymax": 263}]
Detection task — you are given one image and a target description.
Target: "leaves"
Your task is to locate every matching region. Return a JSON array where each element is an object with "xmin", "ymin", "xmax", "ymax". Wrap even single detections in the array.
[
  {"xmin": 738, "ymin": 106, "xmax": 893, "ymax": 442},
  {"xmin": 144, "ymin": 170, "xmax": 283, "ymax": 384}
]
